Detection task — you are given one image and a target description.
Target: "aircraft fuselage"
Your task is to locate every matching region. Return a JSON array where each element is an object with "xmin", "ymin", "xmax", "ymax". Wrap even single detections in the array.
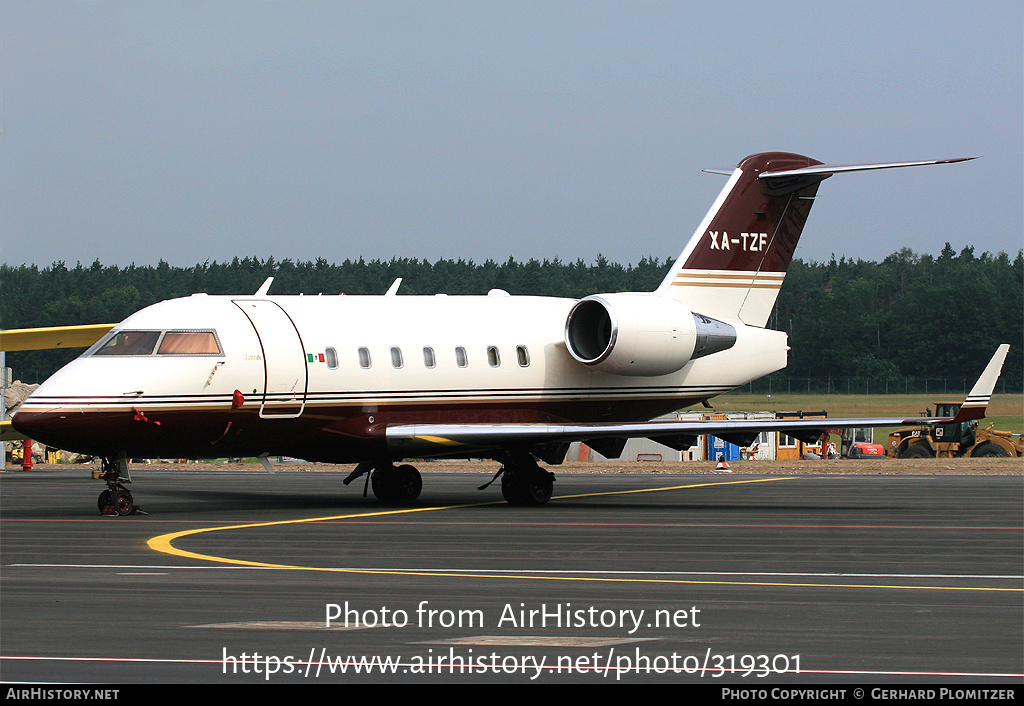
[{"xmin": 14, "ymin": 291, "xmax": 787, "ymax": 463}]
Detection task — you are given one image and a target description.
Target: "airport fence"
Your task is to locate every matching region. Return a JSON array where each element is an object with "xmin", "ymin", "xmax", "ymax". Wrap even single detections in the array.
[{"xmin": 736, "ymin": 374, "xmax": 1022, "ymax": 397}]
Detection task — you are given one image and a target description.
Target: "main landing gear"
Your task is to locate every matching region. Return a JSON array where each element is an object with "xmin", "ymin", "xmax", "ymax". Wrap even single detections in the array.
[
  {"xmin": 488, "ymin": 452, "xmax": 555, "ymax": 506},
  {"xmin": 346, "ymin": 454, "xmax": 555, "ymax": 506},
  {"xmin": 344, "ymin": 462, "xmax": 422, "ymax": 504},
  {"xmin": 96, "ymin": 453, "xmax": 144, "ymax": 516}
]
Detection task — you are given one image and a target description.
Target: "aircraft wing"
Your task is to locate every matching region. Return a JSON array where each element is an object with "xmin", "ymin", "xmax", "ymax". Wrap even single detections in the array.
[
  {"xmin": 387, "ymin": 344, "xmax": 1010, "ymax": 458},
  {"xmin": 0, "ymin": 324, "xmax": 116, "ymax": 352}
]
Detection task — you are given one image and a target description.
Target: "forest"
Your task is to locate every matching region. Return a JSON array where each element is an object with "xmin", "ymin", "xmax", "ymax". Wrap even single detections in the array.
[{"xmin": 2, "ymin": 244, "xmax": 1021, "ymax": 391}]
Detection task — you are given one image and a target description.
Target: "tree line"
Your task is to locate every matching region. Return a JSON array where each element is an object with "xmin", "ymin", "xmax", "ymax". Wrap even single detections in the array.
[{"xmin": 2, "ymin": 245, "xmax": 1021, "ymax": 389}]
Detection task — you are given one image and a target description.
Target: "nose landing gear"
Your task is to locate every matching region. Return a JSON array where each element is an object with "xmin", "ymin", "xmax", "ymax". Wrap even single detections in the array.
[{"xmin": 96, "ymin": 453, "xmax": 144, "ymax": 515}]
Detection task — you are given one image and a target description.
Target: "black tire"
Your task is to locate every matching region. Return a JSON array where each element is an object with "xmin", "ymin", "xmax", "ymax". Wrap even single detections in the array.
[
  {"xmin": 501, "ymin": 470, "xmax": 525, "ymax": 505},
  {"xmin": 372, "ymin": 465, "xmax": 422, "ymax": 503},
  {"xmin": 971, "ymin": 442, "xmax": 1011, "ymax": 458},
  {"xmin": 501, "ymin": 467, "xmax": 553, "ymax": 505},
  {"xmin": 523, "ymin": 471, "xmax": 554, "ymax": 505},
  {"xmin": 371, "ymin": 470, "xmax": 394, "ymax": 502},
  {"xmin": 98, "ymin": 489, "xmax": 113, "ymax": 514},
  {"xmin": 899, "ymin": 443, "xmax": 934, "ymax": 459},
  {"xmin": 393, "ymin": 464, "xmax": 422, "ymax": 502}
]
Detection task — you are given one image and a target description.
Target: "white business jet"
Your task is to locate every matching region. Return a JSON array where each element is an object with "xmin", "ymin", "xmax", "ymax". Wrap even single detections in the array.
[{"xmin": 11, "ymin": 152, "xmax": 1006, "ymax": 514}]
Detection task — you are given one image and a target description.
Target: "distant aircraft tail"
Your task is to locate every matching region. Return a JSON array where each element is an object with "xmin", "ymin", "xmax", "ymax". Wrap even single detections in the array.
[
  {"xmin": 656, "ymin": 152, "xmax": 976, "ymax": 327},
  {"xmin": 949, "ymin": 343, "xmax": 1010, "ymax": 423}
]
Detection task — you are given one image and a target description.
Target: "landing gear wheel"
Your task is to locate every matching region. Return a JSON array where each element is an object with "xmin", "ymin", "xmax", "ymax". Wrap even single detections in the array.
[
  {"xmin": 501, "ymin": 466, "xmax": 554, "ymax": 506},
  {"xmin": 97, "ymin": 453, "xmax": 137, "ymax": 515},
  {"xmin": 99, "ymin": 487, "xmax": 134, "ymax": 515},
  {"xmin": 523, "ymin": 470, "xmax": 554, "ymax": 505},
  {"xmin": 371, "ymin": 464, "xmax": 422, "ymax": 503},
  {"xmin": 501, "ymin": 469, "xmax": 526, "ymax": 505},
  {"xmin": 394, "ymin": 464, "xmax": 422, "ymax": 502},
  {"xmin": 112, "ymin": 489, "xmax": 135, "ymax": 516},
  {"xmin": 370, "ymin": 470, "xmax": 392, "ymax": 502}
]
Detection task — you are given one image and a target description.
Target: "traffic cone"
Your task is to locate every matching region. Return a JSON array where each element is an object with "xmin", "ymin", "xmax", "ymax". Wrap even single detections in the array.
[{"xmin": 715, "ymin": 454, "xmax": 731, "ymax": 472}]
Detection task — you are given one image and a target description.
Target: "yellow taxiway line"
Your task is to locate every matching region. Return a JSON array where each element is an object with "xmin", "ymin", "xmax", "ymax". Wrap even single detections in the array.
[{"xmin": 147, "ymin": 476, "xmax": 1021, "ymax": 592}]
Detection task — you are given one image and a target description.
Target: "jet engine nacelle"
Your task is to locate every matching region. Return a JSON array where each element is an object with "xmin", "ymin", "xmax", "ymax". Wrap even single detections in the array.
[{"xmin": 564, "ymin": 293, "xmax": 737, "ymax": 376}]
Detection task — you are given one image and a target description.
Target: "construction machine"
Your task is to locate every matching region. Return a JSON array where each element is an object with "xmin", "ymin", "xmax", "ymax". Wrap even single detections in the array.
[{"xmin": 887, "ymin": 402, "xmax": 1022, "ymax": 458}]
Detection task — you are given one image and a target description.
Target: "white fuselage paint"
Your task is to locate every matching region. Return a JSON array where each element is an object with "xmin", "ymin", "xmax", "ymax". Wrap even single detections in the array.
[{"xmin": 16, "ymin": 291, "xmax": 788, "ymax": 462}]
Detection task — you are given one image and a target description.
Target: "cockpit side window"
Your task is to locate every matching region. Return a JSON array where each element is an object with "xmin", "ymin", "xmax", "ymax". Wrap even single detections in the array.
[
  {"xmin": 91, "ymin": 330, "xmax": 161, "ymax": 356},
  {"xmin": 157, "ymin": 331, "xmax": 222, "ymax": 355}
]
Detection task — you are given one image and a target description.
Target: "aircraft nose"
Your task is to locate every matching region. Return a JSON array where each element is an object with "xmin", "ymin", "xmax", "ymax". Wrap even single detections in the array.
[
  {"xmin": 12, "ymin": 405, "xmax": 72, "ymax": 446},
  {"xmin": 10, "ymin": 404, "xmax": 112, "ymax": 457}
]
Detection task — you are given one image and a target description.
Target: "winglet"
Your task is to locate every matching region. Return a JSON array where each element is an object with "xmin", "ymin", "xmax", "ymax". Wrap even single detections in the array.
[{"xmin": 950, "ymin": 344, "xmax": 1010, "ymax": 422}]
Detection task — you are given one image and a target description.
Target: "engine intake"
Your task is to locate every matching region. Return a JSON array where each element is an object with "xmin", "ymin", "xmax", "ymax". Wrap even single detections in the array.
[{"xmin": 564, "ymin": 294, "xmax": 736, "ymax": 376}]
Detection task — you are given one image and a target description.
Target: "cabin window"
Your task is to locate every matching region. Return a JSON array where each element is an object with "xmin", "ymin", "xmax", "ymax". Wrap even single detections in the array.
[
  {"xmin": 157, "ymin": 331, "xmax": 222, "ymax": 355},
  {"xmin": 487, "ymin": 346, "xmax": 500, "ymax": 368},
  {"xmin": 423, "ymin": 347, "xmax": 436, "ymax": 369},
  {"xmin": 358, "ymin": 347, "xmax": 371, "ymax": 369},
  {"xmin": 390, "ymin": 347, "xmax": 404, "ymax": 369},
  {"xmin": 324, "ymin": 347, "xmax": 339, "ymax": 370},
  {"xmin": 779, "ymin": 433, "xmax": 797, "ymax": 448},
  {"xmin": 92, "ymin": 330, "xmax": 161, "ymax": 356},
  {"xmin": 455, "ymin": 346, "xmax": 468, "ymax": 368},
  {"xmin": 516, "ymin": 345, "xmax": 530, "ymax": 367}
]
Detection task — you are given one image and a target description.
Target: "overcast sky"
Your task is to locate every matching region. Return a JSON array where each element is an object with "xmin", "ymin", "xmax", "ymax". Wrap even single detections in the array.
[{"xmin": 2, "ymin": 2, "xmax": 1021, "ymax": 273}]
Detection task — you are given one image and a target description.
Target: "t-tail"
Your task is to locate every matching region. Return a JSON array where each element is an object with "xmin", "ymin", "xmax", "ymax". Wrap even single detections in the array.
[{"xmin": 656, "ymin": 152, "xmax": 976, "ymax": 327}]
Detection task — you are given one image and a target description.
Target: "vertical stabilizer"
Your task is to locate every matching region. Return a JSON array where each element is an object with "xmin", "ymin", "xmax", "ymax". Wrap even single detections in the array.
[
  {"xmin": 657, "ymin": 152, "xmax": 826, "ymax": 327},
  {"xmin": 657, "ymin": 153, "xmax": 975, "ymax": 328}
]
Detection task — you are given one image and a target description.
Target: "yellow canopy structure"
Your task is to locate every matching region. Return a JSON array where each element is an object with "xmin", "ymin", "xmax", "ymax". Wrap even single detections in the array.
[
  {"xmin": 0, "ymin": 324, "xmax": 115, "ymax": 352},
  {"xmin": 0, "ymin": 420, "xmax": 26, "ymax": 441}
]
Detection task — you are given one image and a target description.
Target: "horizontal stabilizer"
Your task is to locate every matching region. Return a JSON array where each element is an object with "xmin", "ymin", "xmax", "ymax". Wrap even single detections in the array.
[{"xmin": 758, "ymin": 156, "xmax": 977, "ymax": 180}]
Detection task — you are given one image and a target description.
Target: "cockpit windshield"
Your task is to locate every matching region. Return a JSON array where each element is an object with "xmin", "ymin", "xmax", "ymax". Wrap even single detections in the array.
[
  {"xmin": 90, "ymin": 330, "xmax": 222, "ymax": 356},
  {"xmin": 92, "ymin": 330, "xmax": 161, "ymax": 356}
]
